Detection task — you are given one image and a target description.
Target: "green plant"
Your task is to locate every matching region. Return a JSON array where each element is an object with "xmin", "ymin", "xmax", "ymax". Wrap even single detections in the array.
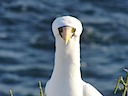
[
  {"xmin": 9, "ymin": 81, "xmax": 44, "ymax": 96},
  {"xmin": 114, "ymin": 68, "xmax": 128, "ymax": 96},
  {"xmin": 9, "ymin": 90, "xmax": 13, "ymax": 96},
  {"xmin": 39, "ymin": 81, "xmax": 44, "ymax": 96}
]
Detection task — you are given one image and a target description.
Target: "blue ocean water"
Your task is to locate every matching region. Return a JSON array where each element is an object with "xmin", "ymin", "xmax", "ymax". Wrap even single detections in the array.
[{"xmin": 0, "ymin": 0, "xmax": 128, "ymax": 96}]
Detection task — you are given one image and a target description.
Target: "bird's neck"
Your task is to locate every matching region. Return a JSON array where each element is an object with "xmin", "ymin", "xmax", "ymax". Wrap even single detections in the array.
[{"xmin": 51, "ymin": 38, "xmax": 81, "ymax": 80}]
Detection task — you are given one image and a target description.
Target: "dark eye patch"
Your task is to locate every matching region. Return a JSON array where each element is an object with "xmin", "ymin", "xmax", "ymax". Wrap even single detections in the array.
[
  {"xmin": 58, "ymin": 27, "xmax": 63, "ymax": 33},
  {"xmin": 58, "ymin": 27, "xmax": 63, "ymax": 37}
]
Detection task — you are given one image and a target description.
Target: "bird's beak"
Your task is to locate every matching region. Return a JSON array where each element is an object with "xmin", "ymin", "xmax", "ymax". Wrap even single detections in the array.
[{"xmin": 62, "ymin": 26, "xmax": 73, "ymax": 45}]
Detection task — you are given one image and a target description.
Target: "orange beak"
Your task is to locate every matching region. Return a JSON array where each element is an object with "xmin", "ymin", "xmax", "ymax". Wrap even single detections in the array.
[{"xmin": 62, "ymin": 26, "xmax": 73, "ymax": 45}]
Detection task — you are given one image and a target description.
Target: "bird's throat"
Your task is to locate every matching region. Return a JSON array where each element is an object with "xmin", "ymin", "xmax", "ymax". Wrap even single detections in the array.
[{"xmin": 51, "ymin": 39, "xmax": 81, "ymax": 80}]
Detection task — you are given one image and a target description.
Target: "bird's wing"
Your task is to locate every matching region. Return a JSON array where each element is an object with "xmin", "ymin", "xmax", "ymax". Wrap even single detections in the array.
[{"xmin": 83, "ymin": 81, "xmax": 103, "ymax": 96}]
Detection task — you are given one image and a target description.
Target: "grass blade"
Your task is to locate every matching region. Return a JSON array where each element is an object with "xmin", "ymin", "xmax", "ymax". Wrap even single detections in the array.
[
  {"xmin": 9, "ymin": 90, "xmax": 13, "ymax": 96},
  {"xmin": 39, "ymin": 81, "xmax": 44, "ymax": 96}
]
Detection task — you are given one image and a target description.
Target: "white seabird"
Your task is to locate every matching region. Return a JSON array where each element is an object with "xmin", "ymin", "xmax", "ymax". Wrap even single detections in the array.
[{"xmin": 45, "ymin": 16, "xmax": 103, "ymax": 96}]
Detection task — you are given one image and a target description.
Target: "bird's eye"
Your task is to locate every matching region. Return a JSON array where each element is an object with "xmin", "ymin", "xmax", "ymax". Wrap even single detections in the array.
[
  {"xmin": 58, "ymin": 27, "xmax": 63, "ymax": 33},
  {"xmin": 72, "ymin": 28, "xmax": 76, "ymax": 33}
]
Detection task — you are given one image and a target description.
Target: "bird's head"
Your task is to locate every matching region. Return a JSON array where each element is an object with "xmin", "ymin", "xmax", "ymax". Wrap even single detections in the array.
[{"xmin": 52, "ymin": 16, "xmax": 83, "ymax": 45}]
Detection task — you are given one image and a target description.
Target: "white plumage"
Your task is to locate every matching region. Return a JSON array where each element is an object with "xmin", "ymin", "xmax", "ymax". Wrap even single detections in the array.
[{"xmin": 45, "ymin": 16, "xmax": 103, "ymax": 96}]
